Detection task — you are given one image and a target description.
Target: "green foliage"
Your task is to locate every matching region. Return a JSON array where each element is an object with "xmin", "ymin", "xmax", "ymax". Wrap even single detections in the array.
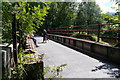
[
  {"xmin": 101, "ymin": 13, "xmax": 120, "ymax": 41},
  {"xmin": 102, "ymin": 38, "xmax": 118, "ymax": 46},
  {"xmin": 10, "ymin": 48, "xmax": 26, "ymax": 80},
  {"xmin": 41, "ymin": 2, "xmax": 77, "ymax": 29},
  {"xmin": 2, "ymin": 2, "xmax": 49, "ymax": 43},
  {"xmin": 70, "ymin": 32, "xmax": 79, "ymax": 37},
  {"xmin": 44, "ymin": 64, "xmax": 67, "ymax": 78},
  {"xmin": 103, "ymin": 13, "xmax": 119, "ymax": 24},
  {"xmin": 10, "ymin": 48, "xmax": 42, "ymax": 79},
  {"xmin": 41, "ymin": 2, "xmax": 104, "ymax": 37},
  {"xmin": 2, "ymin": 71, "xmax": 9, "ymax": 80},
  {"xmin": 75, "ymin": 2, "xmax": 103, "ymax": 26},
  {"xmin": 92, "ymin": 36, "xmax": 105, "ymax": 43}
]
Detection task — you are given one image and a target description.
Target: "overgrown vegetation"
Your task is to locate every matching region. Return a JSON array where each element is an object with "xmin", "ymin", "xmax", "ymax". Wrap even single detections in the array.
[
  {"xmin": 9, "ymin": 48, "xmax": 39, "ymax": 80},
  {"xmin": 2, "ymin": 48, "xmax": 26, "ymax": 80},
  {"xmin": 44, "ymin": 64, "xmax": 67, "ymax": 78},
  {"xmin": 9, "ymin": 49, "xmax": 67, "ymax": 79},
  {"xmin": 9, "ymin": 48, "xmax": 29, "ymax": 80},
  {"xmin": 2, "ymin": 2, "xmax": 50, "ymax": 43}
]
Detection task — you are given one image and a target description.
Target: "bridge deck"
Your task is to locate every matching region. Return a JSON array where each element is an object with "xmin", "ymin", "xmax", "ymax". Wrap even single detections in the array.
[{"xmin": 35, "ymin": 36, "xmax": 120, "ymax": 78}]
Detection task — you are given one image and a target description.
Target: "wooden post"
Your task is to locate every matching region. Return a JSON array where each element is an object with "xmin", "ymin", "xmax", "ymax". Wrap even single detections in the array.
[
  {"xmin": 12, "ymin": 14, "xmax": 18, "ymax": 65},
  {"xmin": 97, "ymin": 23, "xmax": 100, "ymax": 42}
]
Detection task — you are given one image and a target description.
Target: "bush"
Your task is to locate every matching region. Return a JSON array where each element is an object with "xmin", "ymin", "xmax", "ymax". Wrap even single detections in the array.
[{"xmin": 71, "ymin": 32, "xmax": 96, "ymax": 41}]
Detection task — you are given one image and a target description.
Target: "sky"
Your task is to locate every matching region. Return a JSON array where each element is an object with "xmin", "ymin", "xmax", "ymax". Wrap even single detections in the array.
[
  {"xmin": 77, "ymin": 0, "xmax": 118, "ymax": 13},
  {"xmin": 95, "ymin": 0, "xmax": 118, "ymax": 13}
]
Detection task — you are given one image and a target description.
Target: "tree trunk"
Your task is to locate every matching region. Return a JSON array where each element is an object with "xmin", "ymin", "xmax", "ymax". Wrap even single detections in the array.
[{"xmin": 12, "ymin": 14, "xmax": 18, "ymax": 65}]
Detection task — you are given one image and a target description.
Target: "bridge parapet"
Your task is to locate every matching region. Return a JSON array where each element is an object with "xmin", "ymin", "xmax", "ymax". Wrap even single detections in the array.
[{"xmin": 48, "ymin": 34, "xmax": 120, "ymax": 65}]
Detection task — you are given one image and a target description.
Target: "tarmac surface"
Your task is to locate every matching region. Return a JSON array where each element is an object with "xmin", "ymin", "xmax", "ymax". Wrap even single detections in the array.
[{"xmin": 35, "ymin": 36, "xmax": 120, "ymax": 78}]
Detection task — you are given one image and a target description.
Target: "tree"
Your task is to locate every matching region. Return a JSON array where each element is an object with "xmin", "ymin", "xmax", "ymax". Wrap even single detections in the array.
[
  {"xmin": 41, "ymin": 2, "xmax": 77, "ymax": 29},
  {"xmin": 74, "ymin": 1, "xmax": 103, "ymax": 35},
  {"xmin": 75, "ymin": 2, "xmax": 102, "ymax": 26},
  {"xmin": 2, "ymin": 2, "xmax": 49, "ymax": 43},
  {"xmin": 2, "ymin": 2, "xmax": 49, "ymax": 64},
  {"xmin": 74, "ymin": 2, "xmax": 87, "ymax": 26}
]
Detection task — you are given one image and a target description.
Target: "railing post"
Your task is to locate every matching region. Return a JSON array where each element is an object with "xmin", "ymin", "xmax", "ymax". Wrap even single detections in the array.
[
  {"xmin": 97, "ymin": 23, "xmax": 100, "ymax": 42},
  {"xmin": 79, "ymin": 30, "xmax": 80, "ymax": 34}
]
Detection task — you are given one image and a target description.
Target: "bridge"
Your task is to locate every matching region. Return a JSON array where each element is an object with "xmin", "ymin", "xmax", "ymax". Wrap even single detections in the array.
[
  {"xmin": 35, "ymin": 36, "xmax": 120, "ymax": 78},
  {"xmin": 35, "ymin": 23, "xmax": 120, "ymax": 78}
]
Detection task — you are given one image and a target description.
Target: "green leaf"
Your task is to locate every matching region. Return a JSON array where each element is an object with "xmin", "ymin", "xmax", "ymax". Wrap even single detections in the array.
[
  {"xmin": 12, "ymin": 71, "xmax": 17, "ymax": 74},
  {"xmin": 10, "ymin": 68, "xmax": 14, "ymax": 70}
]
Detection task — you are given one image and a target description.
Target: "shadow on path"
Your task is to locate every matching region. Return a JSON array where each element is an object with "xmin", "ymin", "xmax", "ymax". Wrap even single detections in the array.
[
  {"xmin": 92, "ymin": 61, "xmax": 120, "ymax": 78},
  {"xmin": 38, "ymin": 42, "xmax": 47, "ymax": 44}
]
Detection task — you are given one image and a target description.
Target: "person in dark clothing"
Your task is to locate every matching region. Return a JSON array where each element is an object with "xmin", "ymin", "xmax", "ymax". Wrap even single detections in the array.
[{"xmin": 42, "ymin": 29, "xmax": 47, "ymax": 42}]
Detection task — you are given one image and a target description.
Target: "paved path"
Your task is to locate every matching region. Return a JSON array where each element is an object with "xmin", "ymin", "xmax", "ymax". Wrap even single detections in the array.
[{"xmin": 35, "ymin": 36, "xmax": 120, "ymax": 78}]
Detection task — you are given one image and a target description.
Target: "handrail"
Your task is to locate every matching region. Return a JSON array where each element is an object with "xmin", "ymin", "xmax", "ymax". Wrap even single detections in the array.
[
  {"xmin": 50, "ymin": 30, "xmax": 120, "ymax": 32},
  {"xmin": 51, "ymin": 23, "xmax": 120, "ymax": 29},
  {"xmin": 49, "ymin": 23, "xmax": 120, "ymax": 42}
]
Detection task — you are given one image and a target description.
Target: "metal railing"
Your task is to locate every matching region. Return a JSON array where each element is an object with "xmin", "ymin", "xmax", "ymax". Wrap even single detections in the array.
[{"xmin": 49, "ymin": 23, "xmax": 120, "ymax": 42}]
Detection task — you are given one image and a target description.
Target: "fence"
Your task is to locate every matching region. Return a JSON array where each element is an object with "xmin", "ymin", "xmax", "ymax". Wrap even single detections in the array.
[
  {"xmin": 49, "ymin": 23, "xmax": 120, "ymax": 43},
  {"xmin": 0, "ymin": 43, "xmax": 13, "ymax": 79}
]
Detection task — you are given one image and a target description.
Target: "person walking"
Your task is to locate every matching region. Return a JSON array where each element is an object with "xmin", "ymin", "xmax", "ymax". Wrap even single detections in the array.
[{"xmin": 42, "ymin": 29, "xmax": 47, "ymax": 43}]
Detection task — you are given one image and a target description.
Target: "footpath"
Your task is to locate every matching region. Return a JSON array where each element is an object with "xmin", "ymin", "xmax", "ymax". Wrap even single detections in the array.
[{"xmin": 35, "ymin": 36, "xmax": 120, "ymax": 78}]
